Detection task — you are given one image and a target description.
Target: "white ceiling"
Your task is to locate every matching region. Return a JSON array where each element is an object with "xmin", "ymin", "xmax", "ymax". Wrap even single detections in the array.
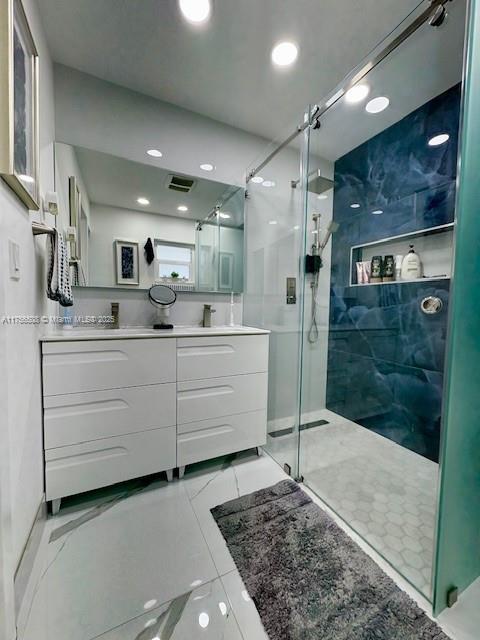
[
  {"xmin": 71, "ymin": 145, "xmax": 244, "ymax": 226},
  {"xmin": 309, "ymin": 0, "xmax": 466, "ymax": 161},
  {"xmin": 38, "ymin": 0, "xmax": 430, "ymax": 142}
]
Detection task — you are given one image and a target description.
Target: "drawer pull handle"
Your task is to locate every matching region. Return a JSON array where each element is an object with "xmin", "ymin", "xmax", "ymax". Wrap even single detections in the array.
[
  {"xmin": 48, "ymin": 446, "xmax": 128, "ymax": 469},
  {"xmin": 177, "ymin": 345, "xmax": 235, "ymax": 357},
  {"xmin": 46, "ymin": 349, "xmax": 129, "ymax": 366},
  {"xmin": 178, "ymin": 385, "xmax": 234, "ymax": 400},
  {"xmin": 45, "ymin": 398, "xmax": 128, "ymax": 418}
]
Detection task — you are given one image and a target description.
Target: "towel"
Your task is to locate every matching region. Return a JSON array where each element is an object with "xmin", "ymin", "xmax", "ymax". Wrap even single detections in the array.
[
  {"xmin": 144, "ymin": 237, "xmax": 155, "ymax": 264},
  {"xmin": 47, "ymin": 230, "xmax": 74, "ymax": 307}
]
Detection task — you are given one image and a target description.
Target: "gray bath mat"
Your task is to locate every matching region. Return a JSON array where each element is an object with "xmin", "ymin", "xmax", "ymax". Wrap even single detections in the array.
[{"xmin": 211, "ymin": 480, "xmax": 450, "ymax": 640}]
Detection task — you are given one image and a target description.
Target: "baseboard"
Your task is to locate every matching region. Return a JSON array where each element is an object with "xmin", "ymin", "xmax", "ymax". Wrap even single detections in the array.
[{"xmin": 14, "ymin": 497, "xmax": 47, "ymax": 620}]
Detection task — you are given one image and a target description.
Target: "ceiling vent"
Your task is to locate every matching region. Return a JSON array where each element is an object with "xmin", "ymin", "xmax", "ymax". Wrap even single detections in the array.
[{"xmin": 166, "ymin": 174, "xmax": 196, "ymax": 193}]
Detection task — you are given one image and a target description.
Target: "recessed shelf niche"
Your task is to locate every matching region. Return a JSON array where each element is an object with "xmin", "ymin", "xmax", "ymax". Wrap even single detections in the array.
[{"xmin": 350, "ymin": 223, "xmax": 454, "ymax": 287}]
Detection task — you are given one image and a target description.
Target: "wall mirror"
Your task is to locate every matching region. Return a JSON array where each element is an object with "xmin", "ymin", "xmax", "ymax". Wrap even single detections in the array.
[{"xmin": 54, "ymin": 143, "xmax": 245, "ymax": 293}]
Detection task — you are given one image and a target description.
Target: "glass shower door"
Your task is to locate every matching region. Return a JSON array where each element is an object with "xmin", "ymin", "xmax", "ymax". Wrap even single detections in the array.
[
  {"xmin": 298, "ymin": 0, "xmax": 467, "ymax": 600},
  {"xmin": 243, "ymin": 124, "xmax": 310, "ymax": 478}
]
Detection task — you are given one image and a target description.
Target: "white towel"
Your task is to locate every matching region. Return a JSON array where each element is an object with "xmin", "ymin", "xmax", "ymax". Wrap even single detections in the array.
[{"xmin": 47, "ymin": 230, "xmax": 74, "ymax": 307}]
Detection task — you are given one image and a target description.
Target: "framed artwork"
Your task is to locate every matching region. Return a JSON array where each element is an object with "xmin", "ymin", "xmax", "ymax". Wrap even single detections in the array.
[
  {"xmin": 115, "ymin": 240, "xmax": 139, "ymax": 285},
  {"xmin": 0, "ymin": 0, "xmax": 40, "ymax": 210},
  {"xmin": 69, "ymin": 176, "xmax": 82, "ymax": 259}
]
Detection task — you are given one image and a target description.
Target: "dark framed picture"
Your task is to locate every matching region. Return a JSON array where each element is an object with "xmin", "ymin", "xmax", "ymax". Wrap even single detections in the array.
[
  {"xmin": 115, "ymin": 239, "xmax": 139, "ymax": 285},
  {"xmin": 0, "ymin": 0, "xmax": 39, "ymax": 210}
]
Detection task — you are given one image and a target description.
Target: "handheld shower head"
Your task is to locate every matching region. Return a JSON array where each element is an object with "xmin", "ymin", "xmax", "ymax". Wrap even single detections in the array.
[{"xmin": 320, "ymin": 220, "xmax": 339, "ymax": 250}]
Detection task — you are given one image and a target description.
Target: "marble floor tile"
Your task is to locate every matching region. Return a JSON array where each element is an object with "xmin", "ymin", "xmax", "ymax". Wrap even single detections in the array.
[
  {"xmin": 22, "ymin": 478, "xmax": 218, "ymax": 640},
  {"xmin": 17, "ymin": 449, "xmax": 477, "ymax": 640},
  {"xmin": 94, "ymin": 577, "xmax": 243, "ymax": 640},
  {"xmin": 221, "ymin": 570, "xmax": 269, "ymax": 640},
  {"xmin": 183, "ymin": 450, "xmax": 287, "ymax": 576}
]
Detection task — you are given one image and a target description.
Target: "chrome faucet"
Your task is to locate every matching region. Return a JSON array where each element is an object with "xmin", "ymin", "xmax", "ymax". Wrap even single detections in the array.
[
  {"xmin": 111, "ymin": 302, "xmax": 119, "ymax": 329},
  {"xmin": 202, "ymin": 304, "xmax": 216, "ymax": 328}
]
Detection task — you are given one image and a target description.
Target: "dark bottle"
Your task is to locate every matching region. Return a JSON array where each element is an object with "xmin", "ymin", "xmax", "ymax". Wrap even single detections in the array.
[
  {"xmin": 383, "ymin": 255, "xmax": 395, "ymax": 282},
  {"xmin": 370, "ymin": 256, "xmax": 383, "ymax": 283}
]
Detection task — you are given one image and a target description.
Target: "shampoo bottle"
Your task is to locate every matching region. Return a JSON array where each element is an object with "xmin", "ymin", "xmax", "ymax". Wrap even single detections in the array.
[{"xmin": 401, "ymin": 244, "xmax": 422, "ymax": 280}]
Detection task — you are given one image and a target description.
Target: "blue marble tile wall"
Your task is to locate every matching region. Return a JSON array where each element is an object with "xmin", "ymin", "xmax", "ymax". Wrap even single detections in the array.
[{"xmin": 326, "ymin": 84, "xmax": 461, "ymax": 462}]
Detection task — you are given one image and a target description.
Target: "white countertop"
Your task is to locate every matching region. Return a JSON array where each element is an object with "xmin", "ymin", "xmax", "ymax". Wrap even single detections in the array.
[{"xmin": 41, "ymin": 325, "xmax": 270, "ymax": 342}]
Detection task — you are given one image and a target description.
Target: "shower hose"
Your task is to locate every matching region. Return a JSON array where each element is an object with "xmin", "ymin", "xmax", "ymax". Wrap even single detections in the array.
[{"xmin": 308, "ymin": 275, "xmax": 320, "ymax": 344}]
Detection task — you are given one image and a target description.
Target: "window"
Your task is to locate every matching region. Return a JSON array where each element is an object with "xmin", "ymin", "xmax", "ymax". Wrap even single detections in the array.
[{"xmin": 155, "ymin": 240, "xmax": 195, "ymax": 283}]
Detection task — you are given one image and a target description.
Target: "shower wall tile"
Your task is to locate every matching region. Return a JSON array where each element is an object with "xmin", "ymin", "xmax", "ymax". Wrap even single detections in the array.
[
  {"xmin": 329, "ymin": 280, "xmax": 450, "ymax": 372},
  {"xmin": 327, "ymin": 83, "xmax": 461, "ymax": 463},
  {"xmin": 326, "ymin": 350, "xmax": 443, "ymax": 462}
]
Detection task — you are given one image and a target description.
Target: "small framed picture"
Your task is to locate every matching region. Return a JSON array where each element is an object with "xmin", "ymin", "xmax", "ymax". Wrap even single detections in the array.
[
  {"xmin": 115, "ymin": 240, "xmax": 139, "ymax": 285},
  {"xmin": 0, "ymin": 0, "xmax": 40, "ymax": 210}
]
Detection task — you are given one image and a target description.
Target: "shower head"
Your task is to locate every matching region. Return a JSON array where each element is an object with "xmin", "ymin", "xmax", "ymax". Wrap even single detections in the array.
[
  {"xmin": 291, "ymin": 169, "xmax": 334, "ymax": 194},
  {"xmin": 307, "ymin": 170, "xmax": 334, "ymax": 195}
]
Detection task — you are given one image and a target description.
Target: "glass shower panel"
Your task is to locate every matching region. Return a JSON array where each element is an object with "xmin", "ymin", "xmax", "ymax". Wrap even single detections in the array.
[
  {"xmin": 196, "ymin": 221, "xmax": 219, "ymax": 291},
  {"xmin": 433, "ymin": 0, "xmax": 480, "ymax": 615},
  {"xmin": 298, "ymin": 0, "xmax": 467, "ymax": 600},
  {"xmin": 243, "ymin": 127, "xmax": 309, "ymax": 477}
]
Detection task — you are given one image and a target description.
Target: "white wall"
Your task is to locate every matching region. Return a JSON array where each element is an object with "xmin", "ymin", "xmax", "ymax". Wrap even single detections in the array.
[
  {"xmin": 88, "ymin": 204, "xmax": 195, "ymax": 289},
  {"xmin": 0, "ymin": 0, "xmax": 56, "ymax": 637}
]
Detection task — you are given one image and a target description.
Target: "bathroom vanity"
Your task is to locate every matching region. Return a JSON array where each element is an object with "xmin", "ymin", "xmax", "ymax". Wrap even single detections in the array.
[{"xmin": 41, "ymin": 326, "xmax": 269, "ymax": 512}]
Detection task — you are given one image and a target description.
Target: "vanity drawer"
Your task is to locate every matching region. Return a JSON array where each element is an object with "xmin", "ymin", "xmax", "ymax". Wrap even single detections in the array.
[
  {"xmin": 177, "ymin": 410, "xmax": 267, "ymax": 466},
  {"xmin": 44, "ymin": 383, "xmax": 176, "ymax": 449},
  {"xmin": 45, "ymin": 427, "xmax": 176, "ymax": 501},
  {"xmin": 177, "ymin": 335, "xmax": 268, "ymax": 381},
  {"xmin": 177, "ymin": 372, "xmax": 267, "ymax": 425},
  {"xmin": 42, "ymin": 338, "xmax": 176, "ymax": 396}
]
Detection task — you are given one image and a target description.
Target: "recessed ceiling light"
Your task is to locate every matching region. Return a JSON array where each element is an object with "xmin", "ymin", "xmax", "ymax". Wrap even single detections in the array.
[
  {"xmin": 271, "ymin": 41, "xmax": 298, "ymax": 67},
  {"xmin": 218, "ymin": 212, "xmax": 230, "ymax": 219},
  {"xmin": 312, "ymin": 230, "xmax": 318, "ymax": 234},
  {"xmin": 372, "ymin": 209, "xmax": 383, "ymax": 215},
  {"xmin": 198, "ymin": 612, "xmax": 210, "ymax": 629},
  {"xmin": 345, "ymin": 84, "xmax": 370, "ymax": 104},
  {"xmin": 179, "ymin": 0, "xmax": 211, "ymax": 23},
  {"xmin": 177, "ymin": 205, "xmax": 188, "ymax": 212},
  {"xmin": 200, "ymin": 163, "xmax": 214, "ymax": 171},
  {"xmin": 317, "ymin": 194, "xmax": 328, "ymax": 200},
  {"xmin": 350, "ymin": 203, "xmax": 360, "ymax": 209},
  {"xmin": 251, "ymin": 176, "xmax": 264, "ymax": 184},
  {"xmin": 428, "ymin": 133, "xmax": 450, "ymax": 147},
  {"xmin": 366, "ymin": 96, "xmax": 390, "ymax": 114},
  {"xmin": 293, "ymin": 225, "xmax": 300, "ymax": 230},
  {"xmin": 147, "ymin": 149, "xmax": 162, "ymax": 157},
  {"xmin": 137, "ymin": 197, "xmax": 150, "ymax": 206},
  {"xmin": 262, "ymin": 180, "xmax": 276, "ymax": 188},
  {"xmin": 268, "ymin": 220, "xmax": 278, "ymax": 225}
]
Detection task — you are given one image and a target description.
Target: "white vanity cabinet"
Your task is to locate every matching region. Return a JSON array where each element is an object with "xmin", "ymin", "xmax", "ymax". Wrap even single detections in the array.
[
  {"xmin": 42, "ymin": 338, "xmax": 177, "ymax": 511},
  {"xmin": 41, "ymin": 329, "xmax": 269, "ymax": 511},
  {"xmin": 176, "ymin": 335, "xmax": 269, "ymax": 471}
]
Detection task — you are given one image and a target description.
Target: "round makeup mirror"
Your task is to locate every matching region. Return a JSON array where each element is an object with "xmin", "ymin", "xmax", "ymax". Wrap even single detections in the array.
[{"xmin": 148, "ymin": 284, "xmax": 176, "ymax": 329}]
